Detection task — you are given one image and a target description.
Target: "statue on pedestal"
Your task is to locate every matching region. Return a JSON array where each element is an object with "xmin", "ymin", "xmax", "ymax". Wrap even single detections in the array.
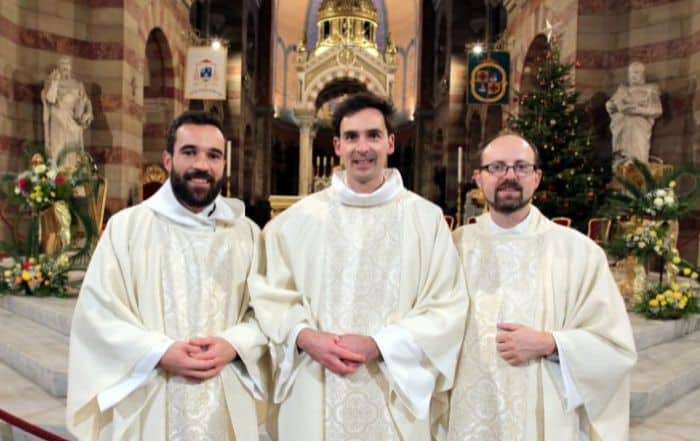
[
  {"xmin": 605, "ymin": 62, "xmax": 662, "ymax": 166},
  {"xmin": 41, "ymin": 57, "xmax": 93, "ymax": 167}
]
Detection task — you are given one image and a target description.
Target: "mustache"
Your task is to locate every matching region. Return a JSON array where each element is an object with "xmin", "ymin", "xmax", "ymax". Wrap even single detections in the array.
[
  {"xmin": 496, "ymin": 180, "xmax": 522, "ymax": 191},
  {"xmin": 183, "ymin": 170, "xmax": 214, "ymax": 182}
]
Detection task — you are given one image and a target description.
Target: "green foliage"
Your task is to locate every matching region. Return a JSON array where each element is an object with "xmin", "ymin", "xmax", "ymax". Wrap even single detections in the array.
[
  {"xmin": 507, "ymin": 40, "xmax": 611, "ymax": 230},
  {"xmin": 0, "ymin": 144, "xmax": 101, "ymax": 295},
  {"xmin": 602, "ymin": 158, "xmax": 700, "ymax": 221}
]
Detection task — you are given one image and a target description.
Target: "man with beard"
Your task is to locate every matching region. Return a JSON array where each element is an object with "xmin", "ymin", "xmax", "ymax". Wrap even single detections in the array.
[
  {"xmin": 67, "ymin": 111, "xmax": 268, "ymax": 440},
  {"xmin": 447, "ymin": 134, "xmax": 636, "ymax": 441},
  {"xmin": 251, "ymin": 92, "xmax": 467, "ymax": 441}
]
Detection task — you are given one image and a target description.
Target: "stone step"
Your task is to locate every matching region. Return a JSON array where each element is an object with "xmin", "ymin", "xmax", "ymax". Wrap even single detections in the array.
[
  {"xmin": 630, "ymin": 329, "xmax": 700, "ymax": 418},
  {"xmin": 0, "ymin": 308, "xmax": 68, "ymax": 398},
  {"xmin": 0, "ymin": 296, "xmax": 75, "ymax": 337},
  {"xmin": 630, "ymin": 313, "xmax": 700, "ymax": 351},
  {"xmin": 0, "ymin": 361, "xmax": 74, "ymax": 440}
]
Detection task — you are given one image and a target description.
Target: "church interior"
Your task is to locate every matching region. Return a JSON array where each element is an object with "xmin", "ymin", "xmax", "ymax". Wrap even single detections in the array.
[{"xmin": 1, "ymin": 0, "xmax": 700, "ymax": 439}]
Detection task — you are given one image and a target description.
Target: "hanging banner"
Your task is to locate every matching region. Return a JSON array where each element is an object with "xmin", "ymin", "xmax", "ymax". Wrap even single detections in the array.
[
  {"xmin": 184, "ymin": 46, "xmax": 228, "ymax": 100},
  {"xmin": 468, "ymin": 51, "xmax": 510, "ymax": 105}
]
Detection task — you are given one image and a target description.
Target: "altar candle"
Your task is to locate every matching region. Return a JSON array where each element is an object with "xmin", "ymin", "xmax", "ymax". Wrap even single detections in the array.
[
  {"xmin": 457, "ymin": 146, "xmax": 463, "ymax": 183},
  {"xmin": 226, "ymin": 140, "xmax": 232, "ymax": 177}
]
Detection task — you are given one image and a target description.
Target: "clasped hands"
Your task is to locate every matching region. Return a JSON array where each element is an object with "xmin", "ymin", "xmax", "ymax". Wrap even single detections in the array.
[
  {"xmin": 297, "ymin": 329, "xmax": 381, "ymax": 376},
  {"xmin": 496, "ymin": 323, "xmax": 556, "ymax": 366},
  {"xmin": 159, "ymin": 336, "xmax": 236, "ymax": 381}
]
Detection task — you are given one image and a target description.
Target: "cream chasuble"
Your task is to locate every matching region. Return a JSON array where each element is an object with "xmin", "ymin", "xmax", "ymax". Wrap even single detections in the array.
[
  {"xmin": 67, "ymin": 182, "xmax": 268, "ymax": 441},
  {"xmin": 251, "ymin": 170, "xmax": 467, "ymax": 441},
  {"xmin": 448, "ymin": 207, "xmax": 636, "ymax": 441}
]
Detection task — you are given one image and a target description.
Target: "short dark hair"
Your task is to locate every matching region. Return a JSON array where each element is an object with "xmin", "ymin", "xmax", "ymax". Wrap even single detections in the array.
[
  {"xmin": 475, "ymin": 131, "xmax": 541, "ymax": 168},
  {"xmin": 166, "ymin": 110, "xmax": 225, "ymax": 153},
  {"xmin": 332, "ymin": 92, "xmax": 395, "ymax": 137}
]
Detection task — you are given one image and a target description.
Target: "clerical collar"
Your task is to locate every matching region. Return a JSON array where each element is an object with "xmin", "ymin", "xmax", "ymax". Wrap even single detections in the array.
[
  {"xmin": 331, "ymin": 169, "xmax": 404, "ymax": 207},
  {"xmin": 143, "ymin": 178, "xmax": 243, "ymax": 230},
  {"xmin": 487, "ymin": 207, "xmax": 532, "ymax": 235}
]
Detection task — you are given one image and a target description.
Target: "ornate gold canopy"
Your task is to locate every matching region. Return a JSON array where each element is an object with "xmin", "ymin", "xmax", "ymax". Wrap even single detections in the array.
[
  {"xmin": 315, "ymin": 0, "xmax": 379, "ymax": 50},
  {"xmin": 318, "ymin": 0, "xmax": 378, "ymax": 23}
]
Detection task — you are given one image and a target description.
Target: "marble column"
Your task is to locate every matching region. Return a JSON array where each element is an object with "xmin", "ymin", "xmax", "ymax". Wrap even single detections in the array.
[{"xmin": 297, "ymin": 113, "xmax": 315, "ymax": 195}]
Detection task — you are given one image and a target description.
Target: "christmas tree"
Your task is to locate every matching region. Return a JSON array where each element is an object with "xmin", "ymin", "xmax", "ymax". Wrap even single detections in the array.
[{"xmin": 507, "ymin": 39, "xmax": 610, "ymax": 230}]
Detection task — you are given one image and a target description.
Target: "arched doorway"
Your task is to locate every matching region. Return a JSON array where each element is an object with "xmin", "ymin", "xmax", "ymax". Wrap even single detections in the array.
[{"xmin": 142, "ymin": 28, "xmax": 175, "ymax": 199}]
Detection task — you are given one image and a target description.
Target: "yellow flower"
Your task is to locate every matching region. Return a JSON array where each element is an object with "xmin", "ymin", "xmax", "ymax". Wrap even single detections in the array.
[
  {"xmin": 28, "ymin": 257, "xmax": 35, "ymax": 264},
  {"xmin": 649, "ymin": 299, "xmax": 659, "ymax": 307},
  {"xmin": 656, "ymin": 294, "xmax": 664, "ymax": 301},
  {"xmin": 683, "ymin": 268, "xmax": 691, "ymax": 275},
  {"xmin": 649, "ymin": 230, "xmax": 657, "ymax": 238},
  {"xmin": 3, "ymin": 270, "xmax": 10, "ymax": 277},
  {"xmin": 672, "ymin": 256, "xmax": 681, "ymax": 264},
  {"xmin": 692, "ymin": 272, "xmax": 698, "ymax": 280},
  {"xmin": 671, "ymin": 283, "xmax": 680, "ymax": 291},
  {"xmin": 661, "ymin": 300, "xmax": 667, "ymax": 306},
  {"xmin": 655, "ymin": 240, "xmax": 663, "ymax": 247},
  {"xmin": 21, "ymin": 270, "xmax": 31, "ymax": 281},
  {"xmin": 669, "ymin": 180, "xmax": 677, "ymax": 188}
]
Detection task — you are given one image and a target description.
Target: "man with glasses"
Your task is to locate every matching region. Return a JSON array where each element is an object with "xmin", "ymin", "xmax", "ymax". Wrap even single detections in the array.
[{"xmin": 447, "ymin": 134, "xmax": 636, "ymax": 441}]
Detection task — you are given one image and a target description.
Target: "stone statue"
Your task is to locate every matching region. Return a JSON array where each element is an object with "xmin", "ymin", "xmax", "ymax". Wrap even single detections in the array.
[
  {"xmin": 606, "ymin": 62, "xmax": 662, "ymax": 166},
  {"xmin": 41, "ymin": 57, "xmax": 93, "ymax": 167}
]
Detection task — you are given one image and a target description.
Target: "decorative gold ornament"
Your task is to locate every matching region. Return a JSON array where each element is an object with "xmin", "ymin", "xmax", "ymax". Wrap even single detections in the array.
[{"xmin": 318, "ymin": 0, "xmax": 378, "ymax": 23}]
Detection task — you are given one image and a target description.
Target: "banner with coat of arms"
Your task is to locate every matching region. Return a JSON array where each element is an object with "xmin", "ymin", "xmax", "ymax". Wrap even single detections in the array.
[
  {"xmin": 468, "ymin": 51, "xmax": 510, "ymax": 105},
  {"xmin": 184, "ymin": 46, "xmax": 228, "ymax": 100}
]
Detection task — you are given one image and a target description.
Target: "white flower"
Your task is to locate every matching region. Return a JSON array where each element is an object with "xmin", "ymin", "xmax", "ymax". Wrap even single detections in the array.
[
  {"xmin": 653, "ymin": 197, "xmax": 664, "ymax": 207},
  {"xmin": 655, "ymin": 189, "xmax": 666, "ymax": 197},
  {"xmin": 14, "ymin": 187, "xmax": 20, "ymax": 194},
  {"xmin": 46, "ymin": 169, "xmax": 57, "ymax": 179},
  {"xmin": 664, "ymin": 196, "xmax": 674, "ymax": 205},
  {"xmin": 638, "ymin": 242, "xmax": 646, "ymax": 248},
  {"xmin": 33, "ymin": 164, "xmax": 47, "ymax": 174}
]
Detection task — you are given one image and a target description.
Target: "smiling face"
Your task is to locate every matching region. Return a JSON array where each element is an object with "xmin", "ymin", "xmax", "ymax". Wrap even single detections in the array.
[
  {"xmin": 474, "ymin": 135, "xmax": 542, "ymax": 216},
  {"xmin": 333, "ymin": 107, "xmax": 395, "ymax": 193},
  {"xmin": 162, "ymin": 123, "xmax": 226, "ymax": 212}
]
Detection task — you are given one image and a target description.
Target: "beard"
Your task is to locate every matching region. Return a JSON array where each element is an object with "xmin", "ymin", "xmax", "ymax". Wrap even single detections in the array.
[
  {"xmin": 170, "ymin": 168, "xmax": 225, "ymax": 209},
  {"xmin": 487, "ymin": 179, "xmax": 532, "ymax": 214}
]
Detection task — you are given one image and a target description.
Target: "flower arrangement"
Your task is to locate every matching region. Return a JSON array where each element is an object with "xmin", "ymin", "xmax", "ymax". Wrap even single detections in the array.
[
  {"xmin": 603, "ymin": 159, "xmax": 700, "ymax": 319},
  {"xmin": 0, "ymin": 253, "xmax": 72, "ymax": 297},
  {"xmin": 13, "ymin": 161, "xmax": 73, "ymax": 211},
  {"xmin": 0, "ymin": 146, "xmax": 101, "ymax": 297},
  {"xmin": 634, "ymin": 282, "xmax": 699, "ymax": 320},
  {"xmin": 603, "ymin": 158, "xmax": 700, "ymax": 221}
]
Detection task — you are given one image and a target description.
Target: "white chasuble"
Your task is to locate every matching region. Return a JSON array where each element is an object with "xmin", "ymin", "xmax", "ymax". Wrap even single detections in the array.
[
  {"xmin": 250, "ymin": 169, "xmax": 468, "ymax": 441},
  {"xmin": 448, "ymin": 230, "xmax": 543, "ymax": 441},
  {"xmin": 67, "ymin": 183, "xmax": 268, "ymax": 441},
  {"xmin": 321, "ymin": 197, "xmax": 402, "ymax": 440},
  {"xmin": 449, "ymin": 206, "xmax": 636, "ymax": 441},
  {"xmin": 162, "ymin": 229, "xmax": 237, "ymax": 441}
]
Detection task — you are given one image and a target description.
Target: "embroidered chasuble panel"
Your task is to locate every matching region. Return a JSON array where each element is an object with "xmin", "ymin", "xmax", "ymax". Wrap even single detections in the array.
[
  {"xmin": 320, "ymin": 198, "xmax": 403, "ymax": 441},
  {"xmin": 448, "ymin": 236, "xmax": 543, "ymax": 441},
  {"xmin": 161, "ymin": 228, "xmax": 241, "ymax": 441}
]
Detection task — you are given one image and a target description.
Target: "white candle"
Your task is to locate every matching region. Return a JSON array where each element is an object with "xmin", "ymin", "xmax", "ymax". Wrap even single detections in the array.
[
  {"xmin": 226, "ymin": 140, "xmax": 232, "ymax": 177},
  {"xmin": 457, "ymin": 146, "xmax": 463, "ymax": 183}
]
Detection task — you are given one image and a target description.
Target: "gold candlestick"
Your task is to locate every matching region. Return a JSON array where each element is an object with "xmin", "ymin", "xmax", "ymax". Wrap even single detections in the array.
[{"xmin": 226, "ymin": 175, "xmax": 232, "ymax": 197}]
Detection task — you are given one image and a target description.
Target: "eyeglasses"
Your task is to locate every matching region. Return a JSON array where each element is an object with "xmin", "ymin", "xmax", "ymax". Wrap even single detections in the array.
[{"xmin": 479, "ymin": 161, "xmax": 538, "ymax": 177}]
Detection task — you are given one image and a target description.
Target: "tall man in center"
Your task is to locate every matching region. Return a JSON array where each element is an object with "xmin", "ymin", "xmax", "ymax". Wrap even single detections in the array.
[{"xmin": 251, "ymin": 93, "xmax": 467, "ymax": 441}]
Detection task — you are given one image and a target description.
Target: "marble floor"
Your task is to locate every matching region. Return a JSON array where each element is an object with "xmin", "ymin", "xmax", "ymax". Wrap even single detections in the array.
[{"xmin": 0, "ymin": 356, "xmax": 698, "ymax": 440}]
